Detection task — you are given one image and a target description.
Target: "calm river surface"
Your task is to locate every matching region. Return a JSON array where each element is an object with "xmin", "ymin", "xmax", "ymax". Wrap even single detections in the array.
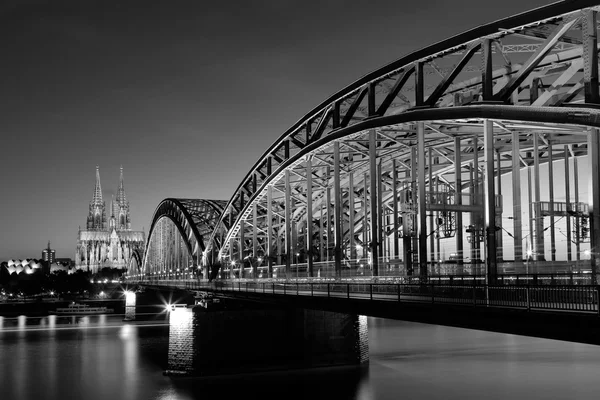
[{"xmin": 0, "ymin": 313, "xmax": 599, "ymax": 400}]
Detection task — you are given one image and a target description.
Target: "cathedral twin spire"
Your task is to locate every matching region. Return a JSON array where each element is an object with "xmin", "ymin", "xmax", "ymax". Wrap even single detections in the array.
[
  {"xmin": 92, "ymin": 165, "xmax": 103, "ymax": 206},
  {"xmin": 87, "ymin": 166, "xmax": 131, "ymax": 231},
  {"xmin": 117, "ymin": 166, "xmax": 127, "ymax": 205}
]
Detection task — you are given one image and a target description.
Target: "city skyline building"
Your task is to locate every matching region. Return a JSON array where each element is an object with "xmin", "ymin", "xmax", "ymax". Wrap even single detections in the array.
[
  {"xmin": 76, "ymin": 166, "xmax": 145, "ymax": 273},
  {"xmin": 42, "ymin": 241, "xmax": 56, "ymax": 265}
]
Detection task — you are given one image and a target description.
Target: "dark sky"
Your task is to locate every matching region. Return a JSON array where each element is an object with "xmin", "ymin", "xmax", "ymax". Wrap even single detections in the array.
[{"xmin": 0, "ymin": 0, "xmax": 553, "ymax": 260}]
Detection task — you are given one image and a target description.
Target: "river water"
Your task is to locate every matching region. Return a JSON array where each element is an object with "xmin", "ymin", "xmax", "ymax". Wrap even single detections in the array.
[{"xmin": 0, "ymin": 313, "xmax": 599, "ymax": 400}]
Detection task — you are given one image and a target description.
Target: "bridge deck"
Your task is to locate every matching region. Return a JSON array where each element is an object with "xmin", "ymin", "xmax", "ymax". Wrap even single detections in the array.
[
  {"xmin": 138, "ymin": 279, "xmax": 600, "ymax": 345},
  {"xmin": 141, "ymin": 279, "xmax": 600, "ymax": 315}
]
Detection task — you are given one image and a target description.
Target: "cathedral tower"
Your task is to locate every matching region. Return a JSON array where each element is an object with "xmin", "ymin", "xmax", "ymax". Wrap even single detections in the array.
[
  {"xmin": 115, "ymin": 166, "xmax": 131, "ymax": 230},
  {"xmin": 86, "ymin": 166, "xmax": 107, "ymax": 230}
]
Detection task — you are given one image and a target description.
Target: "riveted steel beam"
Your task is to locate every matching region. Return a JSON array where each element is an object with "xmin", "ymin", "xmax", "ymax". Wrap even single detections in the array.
[
  {"xmin": 377, "ymin": 67, "xmax": 415, "ymax": 116},
  {"xmin": 426, "ymin": 43, "xmax": 482, "ymax": 106},
  {"xmin": 496, "ymin": 16, "xmax": 580, "ymax": 102},
  {"xmin": 583, "ymin": 10, "xmax": 599, "ymax": 104}
]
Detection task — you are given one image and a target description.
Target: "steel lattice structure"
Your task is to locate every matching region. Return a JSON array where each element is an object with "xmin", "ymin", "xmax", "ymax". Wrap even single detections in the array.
[
  {"xmin": 141, "ymin": 199, "xmax": 226, "ymax": 278},
  {"xmin": 134, "ymin": 2, "xmax": 600, "ymax": 284}
]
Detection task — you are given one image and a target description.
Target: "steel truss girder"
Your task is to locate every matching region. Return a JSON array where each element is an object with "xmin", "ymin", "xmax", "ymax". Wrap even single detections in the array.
[
  {"xmin": 144, "ymin": 198, "xmax": 227, "ymax": 272},
  {"xmin": 214, "ymin": 106, "xmax": 599, "ymax": 267}
]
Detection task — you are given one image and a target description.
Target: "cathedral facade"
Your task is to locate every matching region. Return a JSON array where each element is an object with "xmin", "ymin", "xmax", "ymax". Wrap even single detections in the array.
[{"xmin": 76, "ymin": 166, "xmax": 145, "ymax": 273}]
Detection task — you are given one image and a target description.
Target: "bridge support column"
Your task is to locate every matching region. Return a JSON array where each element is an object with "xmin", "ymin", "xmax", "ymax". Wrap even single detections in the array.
[
  {"xmin": 285, "ymin": 170, "xmax": 292, "ymax": 279},
  {"xmin": 239, "ymin": 219, "xmax": 245, "ymax": 278},
  {"xmin": 429, "ymin": 150, "xmax": 435, "ymax": 268},
  {"xmin": 165, "ymin": 304, "xmax": 368, "ymax": 376},
  {"xmin": 548, "ymin": 140, "xmax": 556, "ymax": 262},
  {"xmin": 454, "ymin": 137, "xmax": 464, "ymax": 274},
  {"xmin": 417, "ymin": 122, "xmax": 427, "ymax": 277},
  {"xmin": 404, "ymin": 149, "xmax": 417, "ymax": 275},
  {"xmin": 392, "ymin": 159, "xmax": 399, "ymax": 263},
  {"xmin": 496, "ymin": 149, "xmax": 503, "ymax": 261},
  {"xmin": 369, "ymin": 130, "xmax": 379, "ymax": 276},
  {"xmin": 253, "ymin": 206, "xmax": 258, "ymax": 278},
  {"xmin": 533, "ymin": 132, "xmax": 545, "ymax": 261},
  {"xmin": 527, "ymin": 166, "xmax": 534, "ymax": 272},
  {"xmin": 349, "ymin": 172, "xmax": 355, "ymax": 262},
  {"xmin": 473, "ymin": 137, "xmax": 481, "ymax": 265},
  {"xmin": 574, "ymin": 158, "xmax": 581, "ymax": 261},
  {"xmin": 229, "ymin": 210, "xmax": 235, "ymax": 276},
  {"xmin": 512, "ymin": 131, "xmax": 523, "ymax": 266},
  {"xmin": 306, "ymin": 157, "xmax": 314, "ymax": 277},
  {"xmin": 334, "ymin": 141, "xmax": 342, "ymax": 278},
  {"xmin": 267, "ymin": 185, "xmax": 273, "ymax": 278},
  {"xmin": 363, "ymin": 173, "xmax": 368, "ymax": 270},
  {"xmin": 564, "ymin": 146, "xmax": 572, "ymax": 262},
  {"xmin": 484, "ymin": 119, "xmax": 497, "ymax": 282}
]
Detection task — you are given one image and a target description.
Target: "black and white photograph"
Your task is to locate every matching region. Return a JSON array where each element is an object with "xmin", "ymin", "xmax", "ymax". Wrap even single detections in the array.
[{"xmin": 2, "ymin": 1, "xmax": 600, "ymax": 399}]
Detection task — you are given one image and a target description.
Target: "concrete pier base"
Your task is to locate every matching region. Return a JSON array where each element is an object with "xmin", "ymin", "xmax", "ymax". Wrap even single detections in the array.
[
  {"xmin": 166, "ymin": 304, "xmax": 368, "ymax": 376},
  {"xmin": 124, "ymin": 291, "xmax": 136, "ymax": 321}
]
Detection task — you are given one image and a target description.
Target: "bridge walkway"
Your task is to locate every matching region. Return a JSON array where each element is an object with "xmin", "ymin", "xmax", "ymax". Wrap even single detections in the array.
[{"xmin": 142, "ymin": 279, "xmax": 600, "ymax": 315}]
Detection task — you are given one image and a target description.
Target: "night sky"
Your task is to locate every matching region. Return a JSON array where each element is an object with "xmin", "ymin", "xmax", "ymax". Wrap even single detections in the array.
[{"xmin": 0, "ymin": 0, "xmax": 552, "ymax": 260}]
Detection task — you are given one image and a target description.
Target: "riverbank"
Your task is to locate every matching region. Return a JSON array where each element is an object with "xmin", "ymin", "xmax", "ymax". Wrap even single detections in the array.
[
  {"xmin": 0, "ymin": 299, "xmax": 126, "ymax": 317},
  {"xmin": 0, "ymin": 291, "xmax": 171, "ymax": 317}
]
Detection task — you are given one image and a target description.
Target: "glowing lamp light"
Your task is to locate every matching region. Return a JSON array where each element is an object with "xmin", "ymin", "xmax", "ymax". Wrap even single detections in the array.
[
  {"xmin": 230, "ymin": 260, "xmax": 236, "ymax": 267},
  {"xmin": 584, "ymin": 249, "xmax": 591, "ymax": 257},
  {"xmin": 165, "ymin": 303, "xmax": 187, "ymax": 312},
  {"xmin": 257, "ymin": 257, "xmax": 263, "ymax": 263},
  {"xmin": 125, "ymin": 291, "xmax": 136, "ymax": 304}
]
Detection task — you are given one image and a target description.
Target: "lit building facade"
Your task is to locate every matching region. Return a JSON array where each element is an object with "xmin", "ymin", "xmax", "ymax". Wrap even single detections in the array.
[
  {"xmin": 76, "ymin": 166, "xmax": 145, "ymax": 273},
  {"xmin": 42, "ymin": 242, "xmax": 56, "ymax": 264}
]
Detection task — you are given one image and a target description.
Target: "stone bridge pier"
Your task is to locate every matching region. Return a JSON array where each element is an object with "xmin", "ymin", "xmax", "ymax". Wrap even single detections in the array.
[{"xmin": 166, "ymin": 301, "xmax": 368, "ymax": 376}]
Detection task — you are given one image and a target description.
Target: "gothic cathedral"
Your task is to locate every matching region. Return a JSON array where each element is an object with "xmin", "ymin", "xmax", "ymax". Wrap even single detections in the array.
[{"xmin": 76, "ymin": 166, "xmax": 145, "ymax": 273}]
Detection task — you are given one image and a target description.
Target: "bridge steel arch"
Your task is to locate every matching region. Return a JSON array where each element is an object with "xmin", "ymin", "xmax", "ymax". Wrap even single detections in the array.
[
  {"xmin": 141, "ymin": 199, "xmax": 227, "ymax": 279},
  {"xmin": 128, "ymin": 247, "xmax": 144, "ymax": 276},
  {"xmin": 201, "ymin": 1, "xmax": 600, "ymax": 285}
]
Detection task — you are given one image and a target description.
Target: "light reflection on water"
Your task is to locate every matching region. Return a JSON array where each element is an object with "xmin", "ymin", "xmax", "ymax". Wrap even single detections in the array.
[{"xmin": 1, "ymin": 315, "xmax": 600, "ymax": 400}]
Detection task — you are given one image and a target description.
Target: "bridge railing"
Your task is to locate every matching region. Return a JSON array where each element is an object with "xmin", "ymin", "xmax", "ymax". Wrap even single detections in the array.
[
  {"xmin": 134, "ymin": 271, "xmax": 595, "ymax": 286},
  {"xmin": 224, "ymin": 257, "xmax": 594, "ymax": 283},
  {"xmin": 139, "ymin": 279, "xmax": 600, "ymax": 315}
]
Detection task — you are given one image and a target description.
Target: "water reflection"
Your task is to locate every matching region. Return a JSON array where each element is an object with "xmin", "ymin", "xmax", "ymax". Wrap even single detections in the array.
[
  {"xmin": 48, "ymin": 314, "xmax": 56, "ymax": 330},
  {"xmin": 18, "ymin": 315, "xmax": 26, "ymax": 330},
  {"xmin": 1, "ymin": 315, "xmax": 600, "ymax": 400},
  {"xmin": 0, "ymin": 314, "xmax": 137, "ymax": 332}
]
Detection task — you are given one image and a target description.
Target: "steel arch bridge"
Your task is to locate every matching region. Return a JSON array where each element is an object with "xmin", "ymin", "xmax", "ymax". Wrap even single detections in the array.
[
  {"xmin": 139, "ymin": 199, "xmax": 227, "ymax": 279},
  {"xmin": 134, "ymin": 1, "xmax": 600, "ymax": 285}
]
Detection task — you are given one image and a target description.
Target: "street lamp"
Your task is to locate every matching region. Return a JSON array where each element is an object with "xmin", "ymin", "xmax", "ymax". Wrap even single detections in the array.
[{"xmin": 230, "ymin": 259, "xmax": 236, "ymax": 279}]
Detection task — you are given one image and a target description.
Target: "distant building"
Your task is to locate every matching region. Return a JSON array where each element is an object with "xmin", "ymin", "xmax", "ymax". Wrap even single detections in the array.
[
  {"xmin": 75, "ymin": 166, "xmax": 145, "ymax": 273},
  {"xmin": 42, "ymin": 241, "xmax": 56, "ymax": 264},
  {"xmin": 55, "ymin": 258, "xmax": 73, "ymax": 267},
  {"xmin": 1, "ymin": 258, "xmax": 75, "ymax": 275},
  {"xmin": 3, "ymin": 259, "xmax": 42, "ymax": 275}
]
